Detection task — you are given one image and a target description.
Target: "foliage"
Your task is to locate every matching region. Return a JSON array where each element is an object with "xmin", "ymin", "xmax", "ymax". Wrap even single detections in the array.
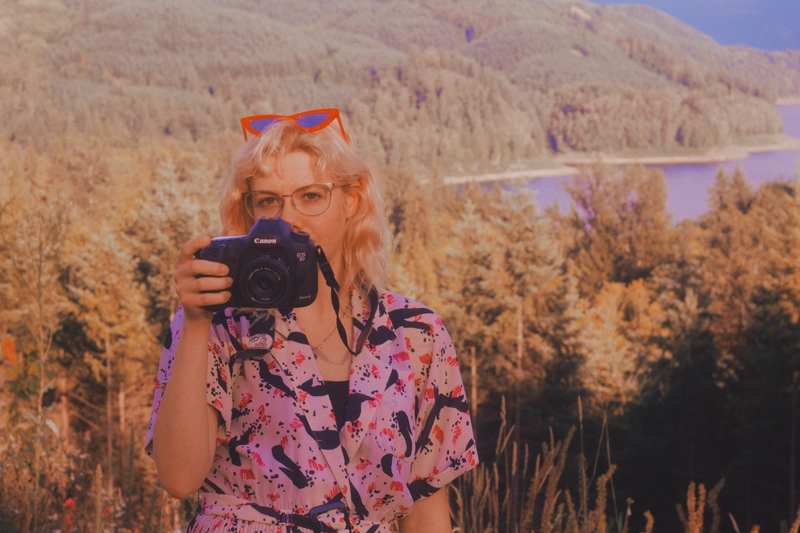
[
  {"xmin": 1, "ymin": 0, "xmax": 797, "ymax": 174},
  {"xmin": 0, "ymin": 140, "xmax": 218, "ymax": 532}
]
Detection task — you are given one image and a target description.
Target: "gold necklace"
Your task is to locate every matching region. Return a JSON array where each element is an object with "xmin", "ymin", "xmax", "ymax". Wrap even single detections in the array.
[
  {"xmin": 310, "ymin": 324, "xmax": 338, "ymax": 351},
  {"xmin": 314, "ymin": 347, "xmax": 352, "ymax": 366},
  {"xmin": 312, "ymin": 325, "xmax": 352, "ymax": 366}
]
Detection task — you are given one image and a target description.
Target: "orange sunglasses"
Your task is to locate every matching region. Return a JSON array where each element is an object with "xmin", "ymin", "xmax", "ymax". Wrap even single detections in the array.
[{"xmin": 239, "ymin": 108, "xmax": 350, "ymax": 143}]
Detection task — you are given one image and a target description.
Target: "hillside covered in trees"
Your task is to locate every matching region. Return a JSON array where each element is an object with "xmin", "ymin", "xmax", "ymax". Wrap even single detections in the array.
[{"xmin": 2, "ymin": 0, "xmax": 800, "ymax": 174}]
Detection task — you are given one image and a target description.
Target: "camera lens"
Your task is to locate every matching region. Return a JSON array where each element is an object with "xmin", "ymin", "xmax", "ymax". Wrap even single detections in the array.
[{"xmin": 241, "ymin": 258, "xmax": 290, "ymax": 307}]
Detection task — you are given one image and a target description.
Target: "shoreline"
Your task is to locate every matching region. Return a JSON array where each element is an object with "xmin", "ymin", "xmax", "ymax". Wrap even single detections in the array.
[
  {"xmin": 559, "ymin": 136, "xmax": 800, "ymax": 166},
  {"xmin": 443, "ymin": 136, "xmax": 800, "ymax": 185},
  {"xmin": 443, "ymin": 166, "xmax": 579, "ymax": 184}
]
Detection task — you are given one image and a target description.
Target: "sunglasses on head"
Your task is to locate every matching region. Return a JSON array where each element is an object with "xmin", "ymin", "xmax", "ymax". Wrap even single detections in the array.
[{"xmin": 239, "ymin": 108, "xmax": 350, "ymax": 143}]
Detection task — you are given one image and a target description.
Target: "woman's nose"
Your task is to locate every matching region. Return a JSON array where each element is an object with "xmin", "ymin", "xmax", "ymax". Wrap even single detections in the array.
[{"xmin": 277, "ymin": 200, "xmax": 303, "ymax": 230}]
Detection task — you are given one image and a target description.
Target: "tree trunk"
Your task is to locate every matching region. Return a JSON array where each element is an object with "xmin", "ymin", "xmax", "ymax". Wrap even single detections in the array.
[
  {"xmin": 470, "ymin": 346, "xmax": 477, "ymax": 435},
  {"xmin": 32, "ymin": 314, "xmax": 47, "ymax": 533},
  {"xmin": 510, "ymin": 303, "xmax": 523, "ymax": 533},
  {"xmin": 105, "ymin": 334, "xmax": 114, "ymax": 495},
  {"xmin": 94, "ymin": 464, "xmax": 103, "ymax": 533},
  {"xmin": 119, "ymin": 390, "xmax": 126, "ymax": 496},
  {"xmin": 791, "ymin": 371, "xmax": 798, "ymax": 523}
]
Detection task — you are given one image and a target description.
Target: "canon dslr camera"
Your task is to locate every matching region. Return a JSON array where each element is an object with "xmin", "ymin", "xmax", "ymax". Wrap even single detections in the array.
[{"xmin": 195, "ymin": 217, "xmax": 318, "ymax": 312}]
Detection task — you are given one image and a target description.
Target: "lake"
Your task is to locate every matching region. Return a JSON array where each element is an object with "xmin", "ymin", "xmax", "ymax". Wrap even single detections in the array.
[{"xmin": 527, "ymin": 105, "xmax": 800, "ymax": 221}]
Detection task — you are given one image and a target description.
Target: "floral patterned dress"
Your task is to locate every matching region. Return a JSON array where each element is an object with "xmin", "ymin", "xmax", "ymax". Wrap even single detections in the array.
[{"xmin": 145, "ymin": 291, "xmax": 478, "ymax": 533}]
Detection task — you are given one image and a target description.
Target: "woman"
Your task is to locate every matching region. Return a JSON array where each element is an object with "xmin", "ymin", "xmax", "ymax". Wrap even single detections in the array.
[{"xmin": 146, "ymin": 109, "xmax": 477, "ymax": 532}]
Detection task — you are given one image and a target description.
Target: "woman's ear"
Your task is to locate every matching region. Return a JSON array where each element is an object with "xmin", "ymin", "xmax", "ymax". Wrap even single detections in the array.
[{"xmin": 344, "ymin": 183, "xmax": 361, "ymax": 219}]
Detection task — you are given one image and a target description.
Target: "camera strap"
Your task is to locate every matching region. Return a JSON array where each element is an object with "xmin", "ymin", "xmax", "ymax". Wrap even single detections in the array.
[{"xmin": 316, "ymin": 246, "xmax": 378, "ymax": 356}]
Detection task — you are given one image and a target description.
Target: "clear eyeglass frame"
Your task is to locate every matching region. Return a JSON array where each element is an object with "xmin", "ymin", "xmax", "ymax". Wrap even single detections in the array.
[{"xmin": 242, "ymin": 182, "xmax": 342, "ymax": 219}]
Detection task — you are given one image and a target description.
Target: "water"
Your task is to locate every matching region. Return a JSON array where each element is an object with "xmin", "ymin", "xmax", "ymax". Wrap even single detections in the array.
[{"xmin": 527, "ymin": 105, "xmax": 800, "ymax": 221}]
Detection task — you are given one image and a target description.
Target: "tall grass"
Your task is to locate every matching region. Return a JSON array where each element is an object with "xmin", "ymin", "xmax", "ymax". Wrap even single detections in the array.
[
  {"xmin": 450, "ymin": 398, "xmax": 800, "ymax": 533},
  {"xmin": 450, "ymin": 398, "xmax": 623, "ymax": 533}
]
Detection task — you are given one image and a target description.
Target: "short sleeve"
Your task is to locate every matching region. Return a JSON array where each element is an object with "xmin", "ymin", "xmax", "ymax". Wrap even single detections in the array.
[
  {"xmin": 407, "ymin": 315, "xmax": 478, "ymax": 498},
  {"xmin": 144, "ymin": 306, "xmax": 234, "ymax": 458}
]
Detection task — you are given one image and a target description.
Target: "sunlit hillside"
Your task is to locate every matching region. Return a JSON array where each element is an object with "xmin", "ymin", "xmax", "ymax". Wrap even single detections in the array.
[{"xmin": 2, "ymin": 0, "xmax": 798, "ymax": 175}]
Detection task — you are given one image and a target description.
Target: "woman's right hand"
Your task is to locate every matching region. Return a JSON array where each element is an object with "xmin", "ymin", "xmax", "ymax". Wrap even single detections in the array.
[{"xmin": 174, "ymin": 235, "xmax": 233, "ymax": 321}]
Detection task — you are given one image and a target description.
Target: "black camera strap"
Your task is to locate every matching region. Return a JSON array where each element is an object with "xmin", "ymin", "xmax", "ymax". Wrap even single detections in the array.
[{"xmin": 316, "ymin": 246, "xmax": 378, "ymax": 356}]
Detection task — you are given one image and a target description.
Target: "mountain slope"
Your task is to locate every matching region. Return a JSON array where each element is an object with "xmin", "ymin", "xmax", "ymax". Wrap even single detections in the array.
[{"xmin": 1, "ymin": 0, "xmax": 797, "ymax": 174}]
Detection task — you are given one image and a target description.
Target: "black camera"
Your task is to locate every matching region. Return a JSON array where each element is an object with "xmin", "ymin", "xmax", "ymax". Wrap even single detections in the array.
[{"xmin": 195, "ymin": 217, "xmax": 318, "ymax": 312}]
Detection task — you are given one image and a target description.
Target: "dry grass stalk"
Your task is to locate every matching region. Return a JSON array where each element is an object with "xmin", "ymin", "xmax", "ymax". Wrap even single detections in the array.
[
  {"xmin": 541, "ymin": 427, "xmax": 576, "ymax": 533},
  {"xmin": 450, "ymin": 460, "xmax": 496, "ymax": 533},
  {"xmin": 583, "ymin": 465, "xmax": 616, "ymax": 533},
  {"xmin": 641, "ymin": 510, "xmax": 654, "ymax": 533},
  {"xmin": 519, "ymin": 455, "xmax": 545, "ymax": 532},
  {"xmin": 451, "ymin": 399, "xmax": 512, "ymax": 533},
  {"xmin": 622, "ymin": 498, "xmax": 633, "ymax": 533},
  {"xmin": 553, "ymin": 501, "xmax": 566, "ymax": 533},
  {"xmin": 706, "ymin": 478, "xmax": 726, "ymax": 533},
  {"xmin": 520, "ymin": 426, "xmax": 576, "ymax": 533},
  {"xmin": 790, "ymin": 505, "xmax": 800, "ymax": 533},
  {"xmin": 564, "ymin": 490, "xmax": 579, "ymax": 533},
  {"xmin": 687, "ymin": 482, "xmax": 707, "ymax": 533},
  {"xmin": 730, "ymin": 512, "xmax": 742, "ymax": 533},
  {"xmin": 579, "ymin": 453, "xmax": 589, "ymax": 529},
  {"xmin": 678, "ymin": 503, "xmax": 689, "ymax": 532},
  {"xmin": 507, "ymin": 439, "xmax": 519, "ymax": 529}
]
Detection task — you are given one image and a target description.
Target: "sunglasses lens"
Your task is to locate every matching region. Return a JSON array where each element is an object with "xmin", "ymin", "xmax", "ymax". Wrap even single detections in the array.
[
  {"xmin": 295, "ymin": 112, "xmax": 331, "ymax": 129},
  {"xmin": 248, "ymin": 117, "xmax": 281, "ymax": 133}
]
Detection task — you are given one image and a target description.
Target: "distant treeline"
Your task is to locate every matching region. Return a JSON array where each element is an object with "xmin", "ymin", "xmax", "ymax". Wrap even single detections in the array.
[{"xmin": 1, "ymin": 0, "xmax": 798, "ymax": 174}]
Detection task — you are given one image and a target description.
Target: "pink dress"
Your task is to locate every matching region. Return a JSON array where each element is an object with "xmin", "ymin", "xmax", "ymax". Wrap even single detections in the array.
[{"xmin": 146, "ymin": 291, "xmax": 478, "ymax": 532}]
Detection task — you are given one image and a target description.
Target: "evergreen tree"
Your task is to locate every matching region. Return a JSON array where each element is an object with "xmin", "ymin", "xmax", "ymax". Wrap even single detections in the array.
[
  {"xmin": 65, "ymin": 221, "xmax": 153, "ymax": 498},
  {"xmin": 563, "ymin": 164, "xmax": 674, "ymax": 297}
]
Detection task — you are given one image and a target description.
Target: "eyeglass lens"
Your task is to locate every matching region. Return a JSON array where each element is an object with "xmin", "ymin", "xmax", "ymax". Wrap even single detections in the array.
[
  {"xmin": 248, "ymin": 117, "xmax": 281, "ymax": 134},
  {"xmin": 295, "ymin": 113, "xmax": 330, "ymax": 129},
  {"xmin": 246, "ymin": 184, "xmax": 334, "ymax": 218},
  {"xmin": 247, "ymin": 112, "xmax": 331, "ymax": 135}
]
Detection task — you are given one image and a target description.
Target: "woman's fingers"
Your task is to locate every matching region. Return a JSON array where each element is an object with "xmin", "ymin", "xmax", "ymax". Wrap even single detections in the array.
[
  {"xmin": 180, "ymin": 286, "xmax": 232, "ymax": 309},
  {"xmin": 192, "ymin": 272, "xmax": 233, "ymax": 292},
  {"xmin": 178, "ymin": 272, "xmax": 232, "ymax": 297},
  {"xmin": 176, "ymin": 257, "xmax": 229, "ymax": 280},
  {"xmin": 174, "ymin": 236, "xmax": 233, "ymax": 315},
  {"xmin": 176, "ymin": 235, "xmax": 212, "ymax": 267}
]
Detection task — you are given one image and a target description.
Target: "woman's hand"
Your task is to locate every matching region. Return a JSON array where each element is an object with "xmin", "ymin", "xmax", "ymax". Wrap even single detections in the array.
[
  {"xmin": 174, "ymin": 235, "xmax": 232, "ymax": 322},
  {"xmin": 398, "ymin": 487, "xmax": 452, "ymax": 533}
]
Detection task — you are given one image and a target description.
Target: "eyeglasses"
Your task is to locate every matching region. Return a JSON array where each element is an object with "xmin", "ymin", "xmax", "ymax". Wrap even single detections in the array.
[
  {"xmin": 242, "ymin": 183, "xmax": 343, "ymax": 219},
  {"xmin": 239, "ymin": 108, "xmax": 350, "ymax": 143}
]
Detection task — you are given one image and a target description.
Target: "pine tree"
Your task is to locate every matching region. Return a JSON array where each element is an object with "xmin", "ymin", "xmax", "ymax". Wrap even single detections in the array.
[
  {"xmin": 563, "ymin": 164, "xmax": 674, "ymax": 297},
  {"xmin": 65, "ymin": 220, "xmax": 153, "ymax": 497}
]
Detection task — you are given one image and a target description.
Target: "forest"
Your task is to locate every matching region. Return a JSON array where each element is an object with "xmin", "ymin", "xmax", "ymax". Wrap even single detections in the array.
[
  {"xmin": 3, "ymin": 0, "xmax": 800, "ymax": 531},
  {"xmin": 4, "ymin": 131, "xmax": 800, "ymax": 533}
]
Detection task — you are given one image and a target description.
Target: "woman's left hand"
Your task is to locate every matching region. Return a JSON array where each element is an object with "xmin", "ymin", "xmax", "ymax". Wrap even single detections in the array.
[{"xmin": 398, "ymin": 486, "xmax": 452, "ymax": 533}]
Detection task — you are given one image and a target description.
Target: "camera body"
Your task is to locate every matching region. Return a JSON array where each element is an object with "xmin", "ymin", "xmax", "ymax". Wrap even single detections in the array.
[{"xmin": 195, "ymin": 217, "xmax": 318, "ymax": 312}]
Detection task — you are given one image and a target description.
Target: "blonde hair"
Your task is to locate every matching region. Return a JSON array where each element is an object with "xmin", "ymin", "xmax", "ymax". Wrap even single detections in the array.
[{"xmin": 220, "ymin": 120, "xmax": 388, "ymax": 301}]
